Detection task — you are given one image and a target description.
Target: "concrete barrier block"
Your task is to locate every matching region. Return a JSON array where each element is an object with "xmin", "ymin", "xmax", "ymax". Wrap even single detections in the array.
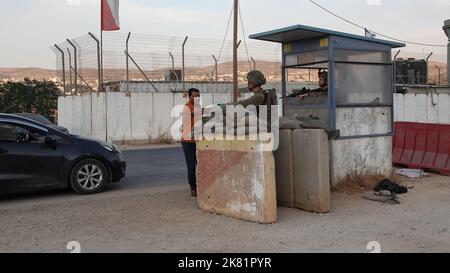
[
  {"xmin": 274, "ymin": 129, "xmax": 295, "ymax": 208},
  {"xmin": 197, "ymin": 139, "xmax": 277, "ymax": 224},
  {"xmin": 292, "ymin": 129, "xmax": 331, "ymax": 213}
]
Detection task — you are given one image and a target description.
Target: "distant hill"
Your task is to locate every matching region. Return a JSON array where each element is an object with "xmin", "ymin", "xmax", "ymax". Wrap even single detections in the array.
[
  {"xmin": 0, "ymin": 60, "xmax": 447, "ymax": 85},
  {"xmin": 0, "ymin": 67, "xmax": 58, "ymax": 81}
]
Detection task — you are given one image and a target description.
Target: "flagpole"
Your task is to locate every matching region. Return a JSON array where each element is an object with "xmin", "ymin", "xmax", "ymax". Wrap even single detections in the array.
[
  {"xmin": 101, "ymin": 31, "xmax": 103, "ymax": 91},
  {"xmin": 100, "ymin": 0, "xmax": 108, "ymax": 142},
  {"xmin": 100, "ymin": 0, "xmax": 104, "ymax": 91}
]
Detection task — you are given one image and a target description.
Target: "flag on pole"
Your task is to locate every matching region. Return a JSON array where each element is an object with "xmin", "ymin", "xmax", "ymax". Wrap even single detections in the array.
[{"xmin": 101, "ymin": 0, "xmax": 120, "ymax": 31}]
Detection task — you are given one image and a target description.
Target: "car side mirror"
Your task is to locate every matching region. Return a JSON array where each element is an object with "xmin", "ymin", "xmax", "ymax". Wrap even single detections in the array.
[{"xmin": 45, "ymin": 136, "xmax": 57, "ymax": 150}]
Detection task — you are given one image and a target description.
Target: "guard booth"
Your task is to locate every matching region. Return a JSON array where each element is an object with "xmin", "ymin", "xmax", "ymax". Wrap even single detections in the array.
[{"xmin": 250, "ymin": 25, "xmax": 405, "ymax": 188}]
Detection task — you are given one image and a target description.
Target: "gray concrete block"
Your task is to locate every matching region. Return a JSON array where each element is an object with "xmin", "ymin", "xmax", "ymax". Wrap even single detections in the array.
[
  {"xmin": 292, "ymin": 129, "xmax": 331, "ymax": 213},
  {"xmin": 197, "ymin": 139, "xmax": 277, "ymax": 224},
  {"xmin": 274, "ymin": 129, "xmax": 295, "ymax": 208}
]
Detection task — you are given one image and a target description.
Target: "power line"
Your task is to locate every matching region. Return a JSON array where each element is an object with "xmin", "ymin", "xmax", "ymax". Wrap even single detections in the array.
[
  {"xmin": 309, "ymin": 0, "xmax": 447, "ymax": 48},
  {"xmin": 217, "ymin": 4, "xmax": 234, "ymax": 63},
  {"xmin": 239, "ymin": 2, "xmax": 252, "ymax": 70}
]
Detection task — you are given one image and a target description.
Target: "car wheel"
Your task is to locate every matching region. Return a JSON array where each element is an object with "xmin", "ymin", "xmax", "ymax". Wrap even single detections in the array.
[{"xmin": 70, "ymin": 159, "xmax": 109, "ymax": 194}]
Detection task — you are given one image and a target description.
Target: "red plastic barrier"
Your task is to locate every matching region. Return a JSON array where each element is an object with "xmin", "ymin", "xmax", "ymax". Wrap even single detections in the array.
[{"xmin": 393, "ymin": 122, "xmax": 450, "ymax": 176}]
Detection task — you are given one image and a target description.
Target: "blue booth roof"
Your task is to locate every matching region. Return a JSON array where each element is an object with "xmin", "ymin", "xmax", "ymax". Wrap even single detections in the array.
[{"xmin": 249, "ymin": 24, "xmax": 405, "ymax": 48}]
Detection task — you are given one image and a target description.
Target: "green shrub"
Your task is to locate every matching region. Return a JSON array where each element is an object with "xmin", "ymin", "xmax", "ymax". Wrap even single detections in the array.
[{"xmin": 0, "ymin": 78, "xmax": 60, "ymax": 123}]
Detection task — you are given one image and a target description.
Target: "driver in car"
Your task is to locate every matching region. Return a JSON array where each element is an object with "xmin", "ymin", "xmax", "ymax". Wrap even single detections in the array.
[{"xmin": 15, "ymin": 129, "xmax": 41, "ymax": 143}]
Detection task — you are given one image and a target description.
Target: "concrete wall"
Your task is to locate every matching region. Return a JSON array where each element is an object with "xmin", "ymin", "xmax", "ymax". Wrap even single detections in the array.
[
  {"xmin": 58, "ymin": 91, "xmax": 450, "ymax": 143},
  {"xmin": 58, "ymin": 92, "xmax": 187, "ymax": 143},
  {"xmin": 394, "ymin": 93, "xmax": 450, "ymax": 124}
]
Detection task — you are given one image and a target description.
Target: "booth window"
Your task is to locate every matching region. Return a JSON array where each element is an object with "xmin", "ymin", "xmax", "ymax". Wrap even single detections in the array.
[
  {"xmin": 285, "ymin": 50, "xmax": 328, "ymax": 67},
  {"xmin": 283, "ymin": 50, "xmax": 330, "ymax": 127},
  {"xmin": 334, "ymin": 50, "xmax": 389, "ymax": 63},
  {"xmin": 334, "ymin": 49, "xmax": 392, "ymax": 106}
]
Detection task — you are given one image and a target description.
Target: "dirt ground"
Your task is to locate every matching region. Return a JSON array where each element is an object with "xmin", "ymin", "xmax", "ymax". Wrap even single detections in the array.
[{"xmin": 0, "ymin": 171, "xmax": 449, "ymax": 253}]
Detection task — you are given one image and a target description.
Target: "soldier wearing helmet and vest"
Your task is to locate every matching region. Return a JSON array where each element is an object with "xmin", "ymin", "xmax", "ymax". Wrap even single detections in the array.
[
  {"xmin": 236, "ymin": 70, "xmax": 278, "ymax": 108},
  {"xmin": 236, "ymin": 70, "xmax": 278, "ymax": 133}
]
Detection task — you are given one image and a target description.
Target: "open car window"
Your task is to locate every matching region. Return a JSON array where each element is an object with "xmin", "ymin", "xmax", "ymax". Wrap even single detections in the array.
[{"xmin": 0, "ymin": 122, "xmax": 46, "ymax": 144}]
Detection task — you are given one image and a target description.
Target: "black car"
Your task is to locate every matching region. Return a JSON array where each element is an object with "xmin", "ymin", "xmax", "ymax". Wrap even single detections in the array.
[
  {"xmin": 0, "ymin": 114, "xmax": 126, "ymax": 195},
  {"xmin": 13, "ymin": 113, "xmax": 69, "ymax": 134}
]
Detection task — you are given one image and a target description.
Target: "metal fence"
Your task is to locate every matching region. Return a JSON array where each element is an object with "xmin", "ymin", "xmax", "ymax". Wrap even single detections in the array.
[{"xmin": 52, "ymin": 32, "xmax": 282, "ymax": 94}]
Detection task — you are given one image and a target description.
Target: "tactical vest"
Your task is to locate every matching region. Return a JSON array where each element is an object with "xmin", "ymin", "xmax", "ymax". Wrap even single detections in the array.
[{"xmin": 257, "ymin": 89, "xmax": 278, "ymax": 133}]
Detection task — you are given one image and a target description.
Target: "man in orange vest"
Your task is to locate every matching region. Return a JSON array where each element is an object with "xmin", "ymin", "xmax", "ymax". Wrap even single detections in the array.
[{"xmin": 181, "ymin": 88, "xmax": 201, "ymax": 197}]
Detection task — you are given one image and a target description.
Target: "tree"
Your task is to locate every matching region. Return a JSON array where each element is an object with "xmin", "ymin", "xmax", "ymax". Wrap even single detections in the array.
[{"xmin": 0, "ymin": 78, "xmax": 60, "ymax": 123}]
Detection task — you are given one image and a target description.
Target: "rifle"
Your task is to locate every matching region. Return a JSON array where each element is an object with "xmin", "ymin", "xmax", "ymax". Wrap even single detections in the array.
[{"xmin": 284, "ymin": 87, "xmax": 309, "ymax": 98}]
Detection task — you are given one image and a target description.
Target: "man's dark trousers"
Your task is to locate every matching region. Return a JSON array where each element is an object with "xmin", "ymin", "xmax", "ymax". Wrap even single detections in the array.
[{"xmin": 181, "ymin": 142, "xmax": 197, "ymax": 191}]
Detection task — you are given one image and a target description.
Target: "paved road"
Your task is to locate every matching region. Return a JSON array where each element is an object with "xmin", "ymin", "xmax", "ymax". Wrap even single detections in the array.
[
  {"xmin": 119, "ymin": 147, "xmax": 187, "ymax": 189},
  {"xmin": 1, "ymin": 147, "xmax": 449, "ymax": 253}
]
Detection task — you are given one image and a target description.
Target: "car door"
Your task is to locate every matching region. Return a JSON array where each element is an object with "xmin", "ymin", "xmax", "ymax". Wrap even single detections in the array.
[{"xmin": 0, "ymin": 121, "xmax": 64, "ymax": 192}]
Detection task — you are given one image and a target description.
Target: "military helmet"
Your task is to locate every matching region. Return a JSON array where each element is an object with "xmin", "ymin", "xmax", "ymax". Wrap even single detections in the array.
[
  {"xmin": 246, "ymin": 70, "xmax": 266, "ymax": 86},
  {"xmin": 318, "ymin": 70, "xmax": 328, "ymax": 81}
]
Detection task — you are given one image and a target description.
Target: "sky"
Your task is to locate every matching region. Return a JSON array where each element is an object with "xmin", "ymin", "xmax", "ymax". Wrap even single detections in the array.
[{"xmin": 0, "ymin": 0, "xmax": 449, "ymax": 68}]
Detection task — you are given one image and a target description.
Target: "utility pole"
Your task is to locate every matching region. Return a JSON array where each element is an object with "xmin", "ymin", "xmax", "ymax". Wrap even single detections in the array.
[{"xmin": 232, "ymin": 0, "xmax": 239, "ymax": 103}]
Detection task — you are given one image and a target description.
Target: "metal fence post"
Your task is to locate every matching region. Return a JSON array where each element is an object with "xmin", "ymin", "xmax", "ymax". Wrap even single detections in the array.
[
  {"xmin": 88, "ymin": 32, "xmax": 101, "ymax": 93},
  {"xmin": 393, "ymin": 50, "xmax": 401, "ymax": 90},
  {"xmin": 212, "ymin": 54, "xmax": 218, "ymax": 82},
  {"xmin": 66, "ymin": 39, "xmax": 78, "ymax": 95},
  {"xmin": 54, "ymin": 44, "xmax": 66, "ymax": 96},
  {"xmin": 435, "ymin": 65, "xmax": 441, "ymax": 85},
  {"xmin": 425, "ymin": 52, "xmax": 433, "ymax": 85},
  {"xmin": 169, "ymin": 52, "xmax": 175, "ymax": 70},
  {"xmin": 66, "ymin": 48, "xmax": 73, "ymax": 93},
  {"xmin": 182, "ymin": 36, "xmax": 188, "ymax": 91},
  {"xmin": 126, "ymin": 32, "xmax": 131, "ymax": 93}
]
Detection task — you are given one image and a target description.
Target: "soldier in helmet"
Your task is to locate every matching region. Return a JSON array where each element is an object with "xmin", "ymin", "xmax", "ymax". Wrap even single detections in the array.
[
  {"xmin": 235, "ymin": 70, "xmax": 278, "ymax": 133},
  {"xmin": 236, "ymin": 70, "xmax": 277, "ymax": 107},
  {"xmin": 293, "ymin": 70, "xmax": 328, "ymax": 99},
  {"xmin": 210, "ymin": 70, "xmax": 277, "ymax": 134}
]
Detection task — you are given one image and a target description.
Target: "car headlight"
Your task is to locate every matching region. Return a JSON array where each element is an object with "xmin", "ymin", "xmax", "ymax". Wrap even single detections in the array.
[
  {"xmin": 100, "ymin": 142, "xmax": 120, "ymax": 153},
  {"xmin": 102, "ymin": 144, "xmax": 114, "ymax": 152}
]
